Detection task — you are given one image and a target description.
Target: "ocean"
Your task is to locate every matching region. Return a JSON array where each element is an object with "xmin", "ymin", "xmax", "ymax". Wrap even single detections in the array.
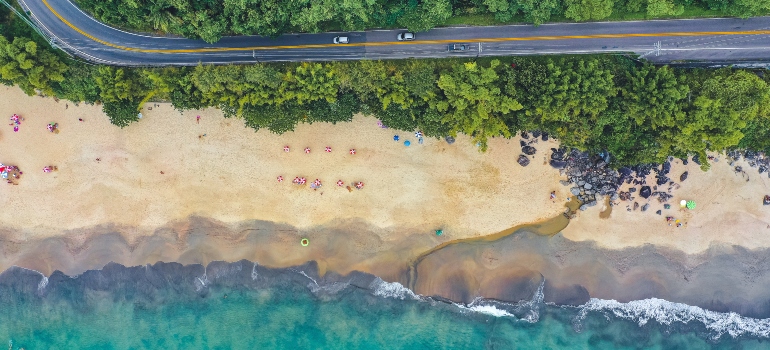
[{"xmin": 0, "ymin": 261, "xmax": 768, "ymax": 349}]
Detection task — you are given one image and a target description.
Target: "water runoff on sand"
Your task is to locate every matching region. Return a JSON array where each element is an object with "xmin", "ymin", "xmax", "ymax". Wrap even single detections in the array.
[{"xmin": 0, "ymin": 261, "xmax": 768, "ymax": 349}]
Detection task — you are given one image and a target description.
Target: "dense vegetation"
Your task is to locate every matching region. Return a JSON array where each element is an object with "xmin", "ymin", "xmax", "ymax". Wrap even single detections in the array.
[
  {"xmin": 4, "ymin": 3, "xmax": 770, "ymax": 170},
  {"xmin": 73, "ymin": 0, "xmax": 770, "ymax": 43}
]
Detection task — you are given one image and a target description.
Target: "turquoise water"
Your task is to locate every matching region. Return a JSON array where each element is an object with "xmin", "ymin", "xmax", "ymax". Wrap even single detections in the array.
[{"xmin": 0, "ymin": 264, "xmax": 768, "ymax": 349}]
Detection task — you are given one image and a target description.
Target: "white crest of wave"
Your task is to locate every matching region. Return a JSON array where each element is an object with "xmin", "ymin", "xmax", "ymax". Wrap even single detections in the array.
[
  {"xmin": 578, "ymin": 297, "xmax": 770, "ymax": 339},
  {"xmin": 370, "ymin": 278, "xmax": 419, "ymax": 300},
  {"xmin": 37, "ymin": 276, "xmax": 48, "ymax": 293},
  {"xmin": 460, "ymin": 301, "xmax": 516, "ymax": 318}
]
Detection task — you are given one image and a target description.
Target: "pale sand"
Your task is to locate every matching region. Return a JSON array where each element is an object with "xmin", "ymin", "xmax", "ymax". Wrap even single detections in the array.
[
  {"xmin": 561, "ymin": 154, "xmax": 770, "ymax": 254},
  {"xmin": 0, "ymin": 86, "xmax": 566, "ymax": 243}
]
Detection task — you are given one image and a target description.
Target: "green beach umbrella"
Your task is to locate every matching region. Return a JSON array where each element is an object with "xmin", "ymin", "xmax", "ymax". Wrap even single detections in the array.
[
  {"xmin": 301, "ymin": 238, "xmax": 309, "ymax": 247},
  {"xmin": 686, "ymin": 200, "xmax": 696, "ymax": 210},
  {"xmin": 435, "ymin": 229, "xmax": 443, "ymax": 236}
]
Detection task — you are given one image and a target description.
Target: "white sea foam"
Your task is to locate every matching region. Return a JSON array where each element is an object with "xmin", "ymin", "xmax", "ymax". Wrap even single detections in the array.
[
  {"xmin": 251, "ymin": 262, "xmax": 259, "ymax": 281},
  {"xmin": 459, "ymin": 300, "xmax": 516, "ymax": 318},
  {"xmin": 577, "ymin": 297, "xmax": 770, "ymax": 339},
  {"xmin": 37, "ymin": 276, "xmax": 48, "ymax": 293},
  {"xmin": 370, "ymin": 278, "xmax": 419, "ymax": 300}
]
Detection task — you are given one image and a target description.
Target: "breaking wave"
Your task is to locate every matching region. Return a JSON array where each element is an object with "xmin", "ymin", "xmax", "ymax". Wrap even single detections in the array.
[{"xmin": 576, "ymin": 297, "xmax": 770, "ymax": 340}]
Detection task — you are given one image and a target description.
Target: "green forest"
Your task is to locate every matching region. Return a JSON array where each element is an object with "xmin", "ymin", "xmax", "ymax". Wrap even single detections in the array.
[
  {"xmin": 4, "ymin": 3, "xmax": 770, "ymax": 170},
  {"xmin": 73, "ymin": 0, "xmax": 770, "ymax": 42}
]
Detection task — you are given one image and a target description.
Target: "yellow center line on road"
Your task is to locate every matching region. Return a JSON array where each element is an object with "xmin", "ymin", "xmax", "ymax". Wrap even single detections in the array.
[{"xmin": 43, "ymin": 0, "xmax": 770, "ymax": 54}]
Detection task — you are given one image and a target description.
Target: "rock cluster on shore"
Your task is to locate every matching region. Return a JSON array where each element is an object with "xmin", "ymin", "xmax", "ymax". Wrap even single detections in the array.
[
  {"xmin": 517, "ymin": 132, "xmax": 770, "ymax": 212},
  {"xmin": 726, "ymin": 149, "xmax": 770, "ymax": 180},
  {"xmin": 518, "ymin": 132, "xmax": 686, "ymax": 212}
]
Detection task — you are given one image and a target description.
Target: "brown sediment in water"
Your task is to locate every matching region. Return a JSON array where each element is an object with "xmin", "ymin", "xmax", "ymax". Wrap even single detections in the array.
[{"xmin": 405, "ymin": 198, "xmax": 579, "ymax": 290}]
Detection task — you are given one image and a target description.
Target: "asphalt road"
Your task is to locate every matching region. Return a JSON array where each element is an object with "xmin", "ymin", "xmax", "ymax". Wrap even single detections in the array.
[{"xmin": 18, "ymin": 0, "xmax": 770, "ymax": 66}]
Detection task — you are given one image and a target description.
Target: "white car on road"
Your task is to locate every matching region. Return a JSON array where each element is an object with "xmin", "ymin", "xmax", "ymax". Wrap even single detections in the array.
[
  {"xmin": 333, "ymin": 36, "xmax": 349, "ymax": 44},
  {"xmin": 397, "ymin": 32, "xmax": 415, "ymax": 41}
]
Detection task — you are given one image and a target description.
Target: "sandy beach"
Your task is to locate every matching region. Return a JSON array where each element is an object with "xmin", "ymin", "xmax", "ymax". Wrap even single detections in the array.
[
  {"xmin": 561, "ymin": 155, "xmax": 770, "ymax": 254},
  {"xmin": 2, "ymin": 84, "xmax": 770, "ymax": 263},
  {"xmin": 0, "ymin": 86, "xmax": 565, "ymax": 242}
]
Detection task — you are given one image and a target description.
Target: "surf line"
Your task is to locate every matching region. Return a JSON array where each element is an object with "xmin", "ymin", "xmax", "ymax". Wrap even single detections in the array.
[{"xmin": 405, "ymin": 198, "xmax": 579, "ymax": 291}]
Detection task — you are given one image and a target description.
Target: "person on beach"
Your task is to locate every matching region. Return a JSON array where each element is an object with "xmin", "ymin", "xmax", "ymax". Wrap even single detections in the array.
[{"xmin": 196, "ymin": 116, "xmax": 200, "ymax": 124}]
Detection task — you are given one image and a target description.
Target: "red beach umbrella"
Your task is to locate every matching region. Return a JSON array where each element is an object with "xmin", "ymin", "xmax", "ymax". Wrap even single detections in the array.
[
  {"xmin": 355, "ymin": 182, "xmax": 364, "ymax": 189},
  {"xmin": 349, "ymin": 149, "xmax": 356, "ymax": 155},
  {"xmin": 277, "ymin": 176, "xmax": 283, "ymax": 182},
  {"xmin": 325, "ymin": 147, "xmax": 332, "ymax": 153},
  {"xmin": 336, "ymin": 180, "xmax": 344, "ymax": 187},
  {"xmin": 284, "ymin": 146, "xmax": 290, "ymax": 152},
  {"xmin": 304, "ymin": 147, "xmax": 311, "ymax": 154}
]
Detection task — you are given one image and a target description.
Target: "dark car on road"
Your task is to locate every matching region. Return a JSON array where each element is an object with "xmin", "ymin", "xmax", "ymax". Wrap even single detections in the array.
[{"xmin": 448, "ymin": 44, "xmax": 468, "ymax": 52}]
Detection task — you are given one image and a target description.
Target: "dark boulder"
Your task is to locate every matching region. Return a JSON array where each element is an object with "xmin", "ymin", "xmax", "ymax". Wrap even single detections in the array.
[
  {"xmin": 661, "ymin": 161, "xmax": 671, "ymax": 175},
  {"xmin": 692, "ymin": 154, "xmax": 701, "ymax": 165},
  {"xmin": 639, "ymin": 186, "xmax": 652, "ymax": 199},
  {"xmin": 522, "ymin": 146, "xmax": 537, "ymax": 155},
  {"xmin": 517, "ymin": 155, "xmax": 530, "ymax": 167},
  {"xmin": 541, "ymin": 132, "xmax": 549, "ymax": 141},
  {"xmin": 618, "ymin": 167, "xmax": 633, "ymax": 178},
  {"xmin": 532, "ymin": 130, "xmax": 541, "ymax": 138},
  {"xmin": 520, "ymin": 140, "xmax": 527, "ymax": 147},
  {"xmin": 520, "ymin": 131, "xmax": 529, "ymax": 139},
  {"xmin": 680, "ymin": 171, "xmax": 688, "ymax": 182},
  {"xmin": 550, "ymin": 159, "xmax": 567, "ymax": 169},
  {"xmin": 445, "ymin": 136, "xmax": 455, "ymax": 144}
]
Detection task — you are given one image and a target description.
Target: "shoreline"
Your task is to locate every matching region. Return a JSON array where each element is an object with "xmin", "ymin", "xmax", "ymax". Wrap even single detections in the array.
[{"xmin": 3, "ymin": 213, "xmax": 770, "ymax": 318}]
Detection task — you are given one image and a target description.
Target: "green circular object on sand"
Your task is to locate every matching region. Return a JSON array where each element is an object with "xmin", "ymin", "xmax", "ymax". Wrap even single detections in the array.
[
  {"xmin": 686, "ymin": 200, "xmax": 696, "ymax": 210},
  {"xmin": 435, "ymin": 230, "xmax": 443, "ymax": 236},
  {"xmin": 301, "ymin": 238, "xmax": 309, "ymax": 246}
]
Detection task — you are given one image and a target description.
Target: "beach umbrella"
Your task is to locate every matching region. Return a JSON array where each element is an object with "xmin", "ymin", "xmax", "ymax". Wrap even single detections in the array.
[
  {"xmin": 301, "ymin": 238, "xmax": 309, "ymax": 247},
  {"xmin": 404, "ymin": 140, "xmax": 411, "ymax": 147},
  {"xmin": 393, "ymin": 135, "xmax": 400, "ymax": 141},
  {"xmin": 680, "ymin": 200, "xmax": 687, "ymax": 208},
  {"xmin": 337, "ymin": 180, "xmax": 344, "ymax": 187},
  {"xmin": 686, "ymin": 200, "xmax": 696, "ymax": 210},
  {"xmin": 277, "ymin": 176, "xmax": 283, "ymax": 182},
  {"xmin": 304, "ymin": 147, "xmax": 311, "ymax": 154},
  {"xmin": 435, "ymin": 229, "xmax": 443, "ymax": 236},
  {"xmin": 325, "ymin": 146, "xmax": 332, "ymax": 153},
  {"xmin": 349, "ymin": 149, "xmax": 356, "ymax": 155},
  {"xmin": 355, "ymin": 182, "xmax": 364, "ymax": 189},
  {"xmin": 415, "ymin": 131, "xmax": 423, "ymax": 138},
  {"xmin": 284, "ymin": 146, "xmax": 290, "ymax": 152},
  {"xmin": 313, "ymin": 179, "xmax": 321, "ymax": 187},
  {"xmin": 293, "ymin": 177, "xmax": 300, "ymax": 184},
  {"xmin": 299, "ymin": 177, "xmax": 306, "ymax": 184}
]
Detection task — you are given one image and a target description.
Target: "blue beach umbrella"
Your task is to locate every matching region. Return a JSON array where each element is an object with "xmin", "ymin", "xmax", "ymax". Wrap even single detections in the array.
[
  {"xmin": 404, "ymin": 140, "xmax": 411, "ymax": 146},
  {"xmin": 393, "ymin": 135, "xmax": 400, "ymax": 141}
]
